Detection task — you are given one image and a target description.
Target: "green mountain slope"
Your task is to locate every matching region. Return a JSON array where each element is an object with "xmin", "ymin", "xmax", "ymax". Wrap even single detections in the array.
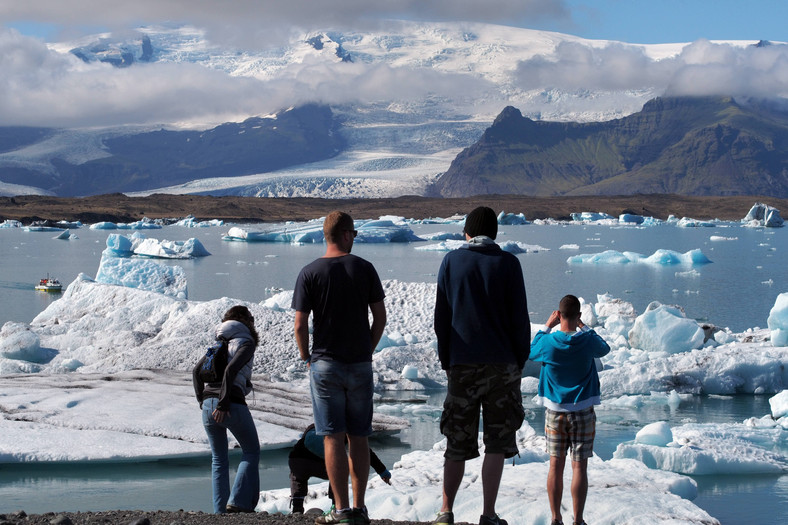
[{"xmin": 430, "ymin": 96, "xmax": 788, "ymax": 197}]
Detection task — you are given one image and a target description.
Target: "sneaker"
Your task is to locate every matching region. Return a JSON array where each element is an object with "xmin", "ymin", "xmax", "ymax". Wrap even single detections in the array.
[
  {"xmin": 551, "ymin": 521, "xmax": 564, "ymax": 525},
  {"xmin": 432, "ymin": 511, "xmax": 454, "ymax": 525},
  {"xmin": 353, "ymin": 506, "xmax": 370, "ymax": 525},
  {"xmin": 479, "ymin": 515, "xmax": 508, "ymax": 525},
  {"xmin": 315, "ymin": 507, "xmax": 355, "ymax": 525},
  {"xmin": 225, "ymin": 503, "xmax": 255, "ymax": 513}
]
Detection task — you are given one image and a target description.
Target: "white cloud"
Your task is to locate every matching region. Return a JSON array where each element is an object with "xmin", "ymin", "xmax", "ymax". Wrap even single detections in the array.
[
  {"xmin": 0, "ymin": 1, "xmax": 569, "ymax": 48},
  {"xmin": 514, "ymin": 39, "xmax": 788, "ymax": 99},
  {"xmin": 0, "ymin": 28, "xmax": 494, "ymax": 128}
]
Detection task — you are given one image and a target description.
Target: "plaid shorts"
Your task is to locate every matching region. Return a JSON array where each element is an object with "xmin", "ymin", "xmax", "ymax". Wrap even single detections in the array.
[
  {"xmin": 544, "ymin": 406, "xmax": 596, "ymax": 461},
  {"xmin": 440, "ymin": 363, "xmax": 524, "ymax": 461}
]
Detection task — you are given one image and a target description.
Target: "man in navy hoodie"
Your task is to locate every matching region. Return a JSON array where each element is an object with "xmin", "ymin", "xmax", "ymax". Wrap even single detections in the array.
[
  {"xmin": 530, "ymin": 295, "xmax": 611, "ymax": 525},
  {"xmin": 433, "ymin": 206, "xmax": 530, "ymax": 525}
]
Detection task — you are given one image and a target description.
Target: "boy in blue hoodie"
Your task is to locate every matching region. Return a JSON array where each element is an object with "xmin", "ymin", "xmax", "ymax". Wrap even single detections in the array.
[{"xmin": 530, "ymin": 295, "xmax": 610, "ymax": 525}]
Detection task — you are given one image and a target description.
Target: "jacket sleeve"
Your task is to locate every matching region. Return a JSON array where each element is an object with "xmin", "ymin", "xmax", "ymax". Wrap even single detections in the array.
[
  {"xmin": 192, "ymin": 356, "xmax": 206, "ymax": 407},
  {"xmin": 508, "ymin": 258, "xmax": 530, "ymax": 368},
  {"xmin": 588, "ymin": 329, "xmax": 612, "ymax": 358},
  {"xmin": 433, "ymin": 258, "xmax": 452, "ymax": 370},
  {"xmin": 217, "ymin": 338, "xmax": 255, "ymax": 410},
  {"xmin": 529, "ymin": 330, "xmax": 550, "ymax": 363},
  {"xmin": 369, "ymin": 448, "xmax": 387, "ymax": 475}
]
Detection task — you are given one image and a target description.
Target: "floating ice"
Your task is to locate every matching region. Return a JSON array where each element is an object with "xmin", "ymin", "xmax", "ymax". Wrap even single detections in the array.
[
  {"xmin": 420, "ymin": 231, "xmax": 464, "ymax": 241},
  {"xmin": 743, "ymin": 202, "xmax": 784, "ymax": 228},
  {"xmin": 628, "ymin": 302, "xmax": 705, "ymax": 354},
  {"xmin": 223, "ymin": 218, "xmax": 422, "ymax": 244},
  {"xmin": 710, "ymin": 235, "xmax": 738, "ymax": 241},
  {"xmin": 770, "ymin": 390, "xmax": 788, "ymax": 419},
  {"xmin": 767, "ymin": 292, "xmax": 788, "ymax": 347},
  {"xmin": 571, "ymin": 211, "xmax": 615, "ymax": 222},
  {"xmin": 619, "ymin": 213, "xmax": 645, "ymax": 224},
  {"xmin": 53, "ymin": 229, "xmax": 78, "ymax": 240},
  {"xmin": 497, "ymin": 211, "xmax": 528, "ymax": 225},
  {"xmin": 95, "ymin": 257, "xmax": 188, "ymax": 299},
  {"xmin": 559, "ymin": 244, "xmax": 579, "ymax": 250},
  {"xmin": 416, "ymin": 240, "xmax": 547, "ymax": 253},
  {"xmin": 676, "ymin": 217, "xmax": 717, "ymax": 227},
  {"xmin": 102, "ymin": 233, "xmax": 210, "ymax": 259},
  {"xmin": 567, "ymin": 249, "xmax": 711, "ymax": 265},
  {"xmin": 0, "ymin": 219, "xmax": 22, "ymax": 228},
  {"xmin": 614, "ymin": 420, "xmax": 788, "ymax": 475},
  {"xmin": 635, "ymin": 421, "xmax": 673, "ymax": 446},
  {"xmin": 173, "ymin": 215, "xmax": 224, "ymax": 227}
]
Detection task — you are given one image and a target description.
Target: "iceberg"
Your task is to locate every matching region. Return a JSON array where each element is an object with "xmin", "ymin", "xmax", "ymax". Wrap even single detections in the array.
[
  {"xmin": 743, "ymin": 202, "xmax": 784, "ymax": 228},
  {"xmin": 102, "ymin": 232, "xmax": 210, "ymax": 259},
  {"xmin": 223, "ymin": 218, "xmax": 422, "ymax": 244},
  {"xmin": 173, "ymin": 215, "xmax": 224, "ymax": 227},
  {"xmin": 95, "ymin": 257, "xmax": 188, "ymax": 299},
  {"xmin": 497, "ymin": 210, "xmax": 528, "ymax": 225},
  {"xmin": 416, "ymin": 240, "xmax": 548, "ymax": 253},
  {"xmin": 614, "ymin": 420, "xmax": 788, "ymax": 475},
  {"xmin": 770, "ymin": 390, "xmax": 788, "ymax": 419},
  {"xmin": 0, "ymin": 219, "xmax": 22, "ymax": 228},
  {"xmin": 567, "ymin": 248, "xmax": 712, "ymax": 265},
  {"xmin": 676, "ymin": 217, "xmax": 717, "ymax": 227},
  {"xmin": 627, "ymin": 302, "xmax": 705, "ymax": 354},
  {"xmin": 54, "ymin": 229, "xmax": 79, "ymax": 240},
  {"xmin": 619, "ymin": 213, "xmax": 645, "ymax": 224},
  {"xmin": 571, "ymin": 211, "xmax": 616, "ymax": 222},
  {"xmin": 767, "ymin": 292, "xmax": 788, "ymax": 347}
]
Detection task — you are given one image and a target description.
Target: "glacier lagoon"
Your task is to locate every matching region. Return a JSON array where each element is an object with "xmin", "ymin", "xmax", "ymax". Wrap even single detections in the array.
[{"xmin": 0, "ymin": 216, "xmax": 786, "ymax": 523}]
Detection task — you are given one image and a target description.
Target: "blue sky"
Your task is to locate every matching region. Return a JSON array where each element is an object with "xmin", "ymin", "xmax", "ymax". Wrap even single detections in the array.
[
  {"xmin": 541, "ymin": 0, "xmax": 786, "ymax": 44},
  {"xmin": 2, "ymin": 1, "xmax": 784, "ymax": 45}
]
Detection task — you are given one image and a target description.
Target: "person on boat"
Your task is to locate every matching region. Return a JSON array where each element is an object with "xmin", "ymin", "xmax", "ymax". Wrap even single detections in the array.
[
  {"xmin": 192, "ymin": 305, "xmax": 260, "ymax": 514},
  {"xmin": 288, "ymin": 423, "xmax": 391, "ymax": 514}
]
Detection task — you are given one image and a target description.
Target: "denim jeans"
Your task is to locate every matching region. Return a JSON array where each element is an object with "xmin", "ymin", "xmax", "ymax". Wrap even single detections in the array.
[
  {"xmin": 202, "ymin": 397, "xmax": 260, "ymax": 513},
  {"xmin": 309, "ymin": 359, "xmax": 373, "ymax": 436}
]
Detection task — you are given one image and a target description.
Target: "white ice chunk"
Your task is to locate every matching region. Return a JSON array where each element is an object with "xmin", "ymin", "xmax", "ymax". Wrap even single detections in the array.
[
  {"xmin": 628, "ymin": 302, "xmax": 705, "ymax": 354},
  {"xmin": 497, "ymin": 211, "xmax": 528, "ymax": 225},
  {"xmin": 615, "ymin": 421, "xmax": 788, "ymax": 475},
  {"xmin": 767, "ymin": 292, "xmax": 788, "ymax": 347},
  {"xmin": 743, "ymin": 202, "xmax": 784, "ymax": 227},
  {"xmin": 770, "ymin": 390, "xmax": 788, "ymax": 419},
  {"xmin": 619, "ymin": 213, "xmax": 645, "ymax": 224},
  {"xmin": 567, "ymin": 248, "xmax": 711, "ymax": 265},
  {"xmin": 635, "ymin": 421, "xmax": 673, "ymax": 446},
  {"xmin": 95, "ymin": 256, "xmax": 188, "ymax": 299}
]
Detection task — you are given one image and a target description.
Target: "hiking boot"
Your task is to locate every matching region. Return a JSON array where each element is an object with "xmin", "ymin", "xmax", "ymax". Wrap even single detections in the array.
[
  {"xmin": 315, "ymin": 507, "xmax": 354, "ymax": 525},
  {"xmin": 225, "ymin": 503, "xmax": 255, "ymax": 513},
  {"xmin": 479, "ymin": 515, "xmax": 508, "ymax": 525},
  {"xmin": 432, "ymin": 511, "xmax": 454, "ymax": 525},
  {"xmin": 353, "ymin": 506, "xmax": 370, "ymax": 525}
]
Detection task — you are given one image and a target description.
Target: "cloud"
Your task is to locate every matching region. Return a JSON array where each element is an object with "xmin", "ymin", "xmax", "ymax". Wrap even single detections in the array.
[
  {"xmin": 514, "ymin": 39, "xmax": 788, "ymax": 98},
  {"xmin": 0, "ymin": 28, "xmax": 494, "ymax": 128},
  {"xmin": 0, "ymin": 1, "xmax": 569, "ymax": 47}
]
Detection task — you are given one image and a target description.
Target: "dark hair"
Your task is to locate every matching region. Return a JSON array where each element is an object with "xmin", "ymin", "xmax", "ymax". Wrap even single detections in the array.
[
  {"xmin": 323, "ymin": 210, "xmax": 354, "ymax": 244},
  {"xmin": 463, "ymin": 206, "xmax": 498, "ymax": 240},
  {"xmin": 559, "ymin": 295, "xmax": 581, "ymax": 319},
  {"xmin": 222, "ymin": 305, "xmax": 259, "ymax": 346}
]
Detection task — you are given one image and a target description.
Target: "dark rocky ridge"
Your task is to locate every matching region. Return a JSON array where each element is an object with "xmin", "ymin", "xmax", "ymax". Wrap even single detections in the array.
[{"xmin": 0, "ymin": 194, "xmax": 785, "ymax": 225}]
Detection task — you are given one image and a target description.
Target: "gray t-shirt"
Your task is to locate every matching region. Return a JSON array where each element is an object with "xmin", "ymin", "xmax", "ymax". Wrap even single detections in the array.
[{"xmin": 292, "ymin": 254, "xmax": 385, "ymax": 363}]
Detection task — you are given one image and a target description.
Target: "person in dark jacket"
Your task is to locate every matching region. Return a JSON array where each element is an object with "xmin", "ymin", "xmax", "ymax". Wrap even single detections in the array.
[
  {"xmin": 288, "ymin": 423, "xmax": 392, "ymax": 514},
  {"xmin": 432, "ymin": 206, "xmax": 530, "ymax": 525},
  {"xmin": 193, "ymin": 305, "xmax": 260, "ymax": 514}
]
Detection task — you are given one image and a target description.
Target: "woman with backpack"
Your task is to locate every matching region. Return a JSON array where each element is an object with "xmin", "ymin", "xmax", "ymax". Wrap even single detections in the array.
[{"xmin": 192, "ymin": 305, "xmax": 260, "ymax": 513}]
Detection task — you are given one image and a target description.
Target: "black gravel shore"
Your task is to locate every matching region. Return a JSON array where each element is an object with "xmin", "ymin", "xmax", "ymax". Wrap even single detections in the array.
[{"xmin": 0, "ymin": 510, "xmax": 424, "ymax": 525}]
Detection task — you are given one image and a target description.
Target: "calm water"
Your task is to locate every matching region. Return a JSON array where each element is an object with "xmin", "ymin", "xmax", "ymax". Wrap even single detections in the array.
[{"xmin": 0, "ymin": 220, "xmax": 786, "ymax": 522}]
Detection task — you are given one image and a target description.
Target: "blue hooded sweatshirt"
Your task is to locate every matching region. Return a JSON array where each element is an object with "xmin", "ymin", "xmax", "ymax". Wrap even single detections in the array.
[{"xmin": 530, "ymin": 327, "xmax": 611, "ymax": 412}]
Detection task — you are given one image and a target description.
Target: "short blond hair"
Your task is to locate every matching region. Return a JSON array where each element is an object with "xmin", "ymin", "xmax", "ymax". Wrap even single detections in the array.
[{"xmin": 323, "ymin": 211, "xmax": 354, "ymax": 244}]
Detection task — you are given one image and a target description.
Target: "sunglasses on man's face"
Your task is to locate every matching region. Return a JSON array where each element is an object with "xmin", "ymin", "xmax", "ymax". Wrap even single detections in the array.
[{"xmin": 344, "ymin": 229, "xmax": 358, "ymax": 237}]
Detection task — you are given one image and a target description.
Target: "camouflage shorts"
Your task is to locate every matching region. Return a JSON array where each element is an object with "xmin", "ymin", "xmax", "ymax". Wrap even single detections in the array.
[{"xmin": 440, "ymin": 363, "xmax": 524, "ymax": 461}]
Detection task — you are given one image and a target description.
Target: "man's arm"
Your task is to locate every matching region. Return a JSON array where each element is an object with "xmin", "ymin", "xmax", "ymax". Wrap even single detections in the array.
[
  {"xmin": 294, "ymin": 310, "xmax": 311, "ymax": 362},
  {"xmin": 369, "ymin": 300, "xmax": 386, "ymax": 351}
]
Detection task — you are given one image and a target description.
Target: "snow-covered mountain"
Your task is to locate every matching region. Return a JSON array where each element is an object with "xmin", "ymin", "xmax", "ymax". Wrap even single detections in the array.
[{"xmin": 0, "ymin": 21, "xmax": 764, "ymax": 198}]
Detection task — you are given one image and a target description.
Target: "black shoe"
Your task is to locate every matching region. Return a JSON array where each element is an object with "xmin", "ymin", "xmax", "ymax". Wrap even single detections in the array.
[
  {"xmin": 226, "ymin": 503, "xmax": 255, "ymax": 513},
  {"xmin": 479, "ymin": 515, "xmax": 508, "ymax": 525},
  {"xmin": 353, "ymin": 506, "xmax": 370, "ymax": 525}
]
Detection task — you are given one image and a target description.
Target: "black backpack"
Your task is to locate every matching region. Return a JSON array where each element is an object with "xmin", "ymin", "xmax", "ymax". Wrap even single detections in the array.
[{"xmin": 198, "ymin": 337, "xmax": 228, "ymax": 383}]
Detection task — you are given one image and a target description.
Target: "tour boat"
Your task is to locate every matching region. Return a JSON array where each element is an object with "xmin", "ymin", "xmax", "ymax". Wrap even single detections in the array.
[{"xmin": 35, "ymin": 276, "xmax": 62, "ymax": 292}]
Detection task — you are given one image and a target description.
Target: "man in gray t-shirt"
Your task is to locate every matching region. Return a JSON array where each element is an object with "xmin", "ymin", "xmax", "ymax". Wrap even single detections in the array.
[{"xmin": 292, "ymin": 211, "xmax": 386, "ymax": 525}]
